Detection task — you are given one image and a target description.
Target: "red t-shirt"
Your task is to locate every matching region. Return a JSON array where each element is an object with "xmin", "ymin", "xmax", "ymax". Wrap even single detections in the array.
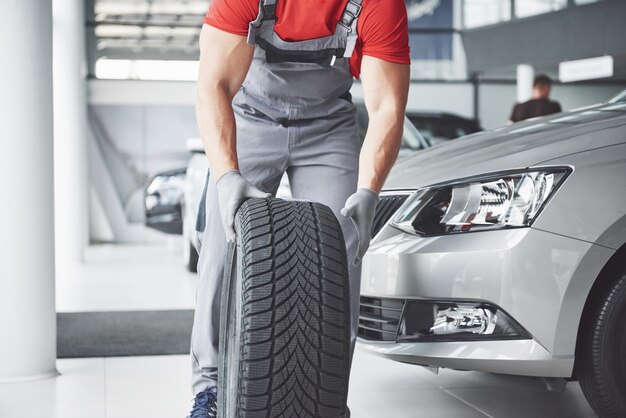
[{"xmin": 203, "ymin": 0, "xmax": 410, "ymax": 78}]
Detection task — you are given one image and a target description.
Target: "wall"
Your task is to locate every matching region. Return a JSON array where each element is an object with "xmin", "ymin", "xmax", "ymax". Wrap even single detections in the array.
[
  {"xmin": 462, "ymin": 1, "xmax": 626, "ymax": 76},
  {"xmin": 89, "ymin": 78, "xmax": 625, "ymax": 135},
  {"xmin": 407, "ymin": 82, "xmax": 475, "ymax": 118},
  {"xmin": 90, "ymin": 104, "xmax": 197, "ymax": 222},
  {"xmin": 351, "ymin": 80, "xmax": 475, "ymax": 118},
  {"xmin": 86, "ymin": 78, "xmax": 624, "ymax": 242},
  {"xmin": 477, "ymin": 83, "xmax": 516, "ymax": 129},
  {"xmin": 89, "ymin": 80, "xmax": 199, "ymax": 227}
]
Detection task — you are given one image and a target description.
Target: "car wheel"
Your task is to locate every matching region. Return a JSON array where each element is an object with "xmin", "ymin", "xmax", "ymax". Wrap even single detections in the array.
[
  {"xmin": 183, "ymin": 235, "xmax": 198, "ymax": 273},
  {"xmin": 218, "ymin": 198, "xmax": 351, "ymax": 418},
  {"xmin": 577, "ymin": 269, "xmax": 626, "ymax": 418}
]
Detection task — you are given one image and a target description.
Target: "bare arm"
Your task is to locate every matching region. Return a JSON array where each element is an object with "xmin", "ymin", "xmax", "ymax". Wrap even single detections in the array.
[
  {"xmin": 358, "ymin": 56, "xmax": 410, "ymax": 192},
  {"xmin": 195, "ymin": 25, "xmax": 254, "ymax": 180}
]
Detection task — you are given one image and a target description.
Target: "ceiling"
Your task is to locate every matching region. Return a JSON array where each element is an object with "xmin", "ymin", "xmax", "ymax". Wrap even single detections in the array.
[
  {"xmin": 89, "ymin": 0, "xmax": 208, "ymax": 66},
  {"xmin": 89, "ymin": 0, "xmax": 626, "ymax": 84}
]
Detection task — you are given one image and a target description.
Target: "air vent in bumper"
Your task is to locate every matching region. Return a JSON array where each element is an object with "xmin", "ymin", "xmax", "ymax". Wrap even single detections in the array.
[
  {"xmin": 371, "ymin": 193, "xmax": 410, "ymax": 238},
  {"xmin": 358, "ymin": 296, "xmax": 404, "ymax": 342}
]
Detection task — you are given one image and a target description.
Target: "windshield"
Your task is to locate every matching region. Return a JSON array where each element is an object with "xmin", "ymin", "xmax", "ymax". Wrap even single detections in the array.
[
  {"xmin": 609, "ymin": 90, "xmax": 626, "ymax": 103},
  {"xmin": 402, "ymin": 117, "xmax": 429, "ymax": 150},
  {"xmin": 356, "ymin": 103, "xmax": 430, "ymax": 151}
]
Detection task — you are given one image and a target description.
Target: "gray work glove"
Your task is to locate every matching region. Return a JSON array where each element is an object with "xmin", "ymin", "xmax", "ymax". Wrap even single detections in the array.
[
  {"xmin": 216, "ymin": 170, "xmax": 270, "ymax": 242},
  {"xmin": 341, "ymin": 188, "xmax": 379, "ymax": 265}
]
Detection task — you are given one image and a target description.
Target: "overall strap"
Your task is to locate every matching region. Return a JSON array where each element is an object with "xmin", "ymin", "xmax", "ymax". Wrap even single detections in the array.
[
  {"xmin": 247, "ymin": 0, "xmax": 277, "ymax": 45},
  {"xmin": 338, "ymin": 0, "xmax": 362, "ymax": 58},
  {"xmin": 246, "ymin": 0, "xmax": 362, "ymax": 66}
]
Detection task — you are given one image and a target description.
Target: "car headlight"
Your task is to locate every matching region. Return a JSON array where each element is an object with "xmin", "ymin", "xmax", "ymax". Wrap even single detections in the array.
[
  {"xmin": 146, "ymin": 174, "xmax": 185, "ymax": 195},
  {"xmin": 391, "ymin": 167, "xmax": 571, "ymax": 236}
]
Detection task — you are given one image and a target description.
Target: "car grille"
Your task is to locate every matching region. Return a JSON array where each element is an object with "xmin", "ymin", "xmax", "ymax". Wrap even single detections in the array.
[
  {"xmin": 371, "ymin": 193, "xmax": 410, "ymax": 237},
  {"xmin": 358, "ymin": 296, "xmax": 403, "ymax": 342}
]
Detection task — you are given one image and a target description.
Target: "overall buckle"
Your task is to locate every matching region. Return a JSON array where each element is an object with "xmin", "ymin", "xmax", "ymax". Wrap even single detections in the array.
[
  {"xmin": 338, "ymin": 0, "xmax": 362, "ymax": 32},
  {"xmin": 345, "ymin": 0, "xmax": 362, "ymax": 18}
]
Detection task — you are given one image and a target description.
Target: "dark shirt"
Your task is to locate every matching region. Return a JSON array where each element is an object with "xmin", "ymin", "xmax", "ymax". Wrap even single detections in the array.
[{"xmin": 509, "ymin": 98, "xmax": 562, "ymax": 123}]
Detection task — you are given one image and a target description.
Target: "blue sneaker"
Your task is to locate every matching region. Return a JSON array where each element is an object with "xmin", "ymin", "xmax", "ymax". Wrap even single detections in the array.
[{"xmin": 187, "ymin": 387, "xmax": 217, "ymax": 418}]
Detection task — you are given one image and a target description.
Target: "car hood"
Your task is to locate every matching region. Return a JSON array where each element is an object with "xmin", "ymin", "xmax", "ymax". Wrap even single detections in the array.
[{"xmin": 385, "ymin": 102, "xmax": 626, "ymax": 190}]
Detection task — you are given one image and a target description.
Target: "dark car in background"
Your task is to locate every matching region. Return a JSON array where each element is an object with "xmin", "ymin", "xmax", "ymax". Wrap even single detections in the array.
[
  {"xmin": 355, "ymin": 102, "xmax": 431, "ymax": 158},
  {"xmin": 144, "ymin": 167, "xmax": 186, "ymax": 235},
  {"xmin": 406, "ymin": 111, "xmax": 482, "ymax": 145}
]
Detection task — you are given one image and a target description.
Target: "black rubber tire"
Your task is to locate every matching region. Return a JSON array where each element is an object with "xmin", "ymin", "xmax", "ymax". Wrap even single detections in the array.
[
  {"xmin": 218, "ymin": 198, "xmax": 351, "ymax": 418},
  {"xmin": 576, "ymin": 270, "xmax": 626, "ymax": 418},
  {"xmin": 184, "ymin": 237, "xmax": 199, "ymax": 273}
]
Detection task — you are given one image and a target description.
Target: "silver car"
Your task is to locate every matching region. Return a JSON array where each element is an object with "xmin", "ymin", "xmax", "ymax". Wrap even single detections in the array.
[{"xmin": 358, "ymin": 91, "xmax": 626, "ymax": 417}]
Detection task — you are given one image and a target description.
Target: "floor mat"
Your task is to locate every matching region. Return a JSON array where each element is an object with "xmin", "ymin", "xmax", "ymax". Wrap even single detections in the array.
[{"xmin": 57, "ymin": 310, "xmax": 193, "ymax": 358}]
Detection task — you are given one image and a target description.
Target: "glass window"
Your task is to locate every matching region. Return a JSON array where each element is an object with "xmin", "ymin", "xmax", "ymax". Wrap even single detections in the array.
[
  {"xmin": 95, "ymin": 59, "xmax": 198, "ymax": 81},
  {"xmin": 463, "ymin": 0, "xmax": 511, "ymax": 29},
  {"xmin": 515, "ymin": 0, "xmax": 568, "ymax": 18}
]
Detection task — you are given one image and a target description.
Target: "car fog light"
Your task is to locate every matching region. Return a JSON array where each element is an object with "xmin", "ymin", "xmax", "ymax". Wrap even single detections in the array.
[
  {"xmin": 397, "ymin": 300, "xmax": 530, "ymax": 342},
  {"xmin": 430, "ymin": 304, "xmax": 497, "ymax": 335}
]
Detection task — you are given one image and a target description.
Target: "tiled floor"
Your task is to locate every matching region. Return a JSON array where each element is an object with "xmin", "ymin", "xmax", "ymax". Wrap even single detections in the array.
[
  {"xmin": 56, "ymin": 241, "xmax": 196, "ymax": 312},
  {"xmin": 0, "ymin": 350, "xmax": 596, "ymax": 418},
  {"xmin": 32, "ymin": 243, "xmax": 598, "ymax": 417}
]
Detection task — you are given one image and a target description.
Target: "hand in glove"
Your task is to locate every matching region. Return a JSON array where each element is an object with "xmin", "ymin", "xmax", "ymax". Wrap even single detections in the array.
[
  {"xmin": 341, "ymin": 188, "xmax": 379, "ymax": 265},
  {"xmin": 216, "ymin": 170, "xmax": 270, "ymax": 242}
]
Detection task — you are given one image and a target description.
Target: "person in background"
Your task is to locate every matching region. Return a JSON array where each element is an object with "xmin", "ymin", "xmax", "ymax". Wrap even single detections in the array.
[{"xmin": 509, "ymin": 74, "xmax": 562, "ymax": 123}]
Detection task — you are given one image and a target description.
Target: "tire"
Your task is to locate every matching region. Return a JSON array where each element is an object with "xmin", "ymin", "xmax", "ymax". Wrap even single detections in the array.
[
  {"xmin": 577, "ymin": 269, "xmax": 626, "ymax": 418},
  {"xmin": 183, "ymin": 236, "xmax": 199, "ymax": 273},
  {"xmin": 218, "ymin": 198, "xmax": 351, "ymax": 418}
]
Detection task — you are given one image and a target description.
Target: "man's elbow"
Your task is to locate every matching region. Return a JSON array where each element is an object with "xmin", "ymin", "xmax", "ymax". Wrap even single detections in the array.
[
  {"xmin": 196, "ymin": 75, "xmax": 232, "ymax": 104},
  {"xmin": 370, "ymin": 103, "xmax": 405, "ymax": 127}
]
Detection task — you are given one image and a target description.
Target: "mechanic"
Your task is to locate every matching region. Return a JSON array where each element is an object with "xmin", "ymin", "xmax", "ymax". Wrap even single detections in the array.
[
  {"xmin": 188, "ymin": 0, "xmax": 410, "ymax": 415},
  {"xmin": 509, "ymin": 74, "xmax": 562, "ymax": 123}
]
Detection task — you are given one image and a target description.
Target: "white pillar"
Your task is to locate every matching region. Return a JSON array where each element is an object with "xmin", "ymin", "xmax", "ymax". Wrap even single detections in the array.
[
  {"xmin": 53, "ymin": 0, "xmax": 90, "ymax": 264},
  {"xmin": 0, "ymin": 0, "xmax": 58, "ymax": 381},
  {"xmin": 517, "ymin": 64, "xmax": 535, "ymax": 103}
]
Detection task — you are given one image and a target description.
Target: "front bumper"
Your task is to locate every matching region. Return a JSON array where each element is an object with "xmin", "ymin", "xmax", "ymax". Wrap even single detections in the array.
[
  {"xmin": 358, "ymin": 226, "xmax": 595, "ymax": 377},
  {"xmin": 357, "ymin": 338, "xmax": 573, "ymax": 377}
]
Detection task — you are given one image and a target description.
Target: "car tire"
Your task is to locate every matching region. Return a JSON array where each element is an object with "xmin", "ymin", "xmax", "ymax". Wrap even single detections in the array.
[
  {"xmin": 183, "ymin": 236, "xmax": 199, "ymax": 273},
  {"xmin": 577, "ymin": 269, "xmax": 626, "ymax": 418},
  {"xmin": 218, "ymin": 198, "xmax": 351, "ymax": 418}
]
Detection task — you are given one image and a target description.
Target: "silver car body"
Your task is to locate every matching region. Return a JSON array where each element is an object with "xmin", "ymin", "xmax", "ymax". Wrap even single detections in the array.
[{"xmin": 359, "ymin": 98, "xmax": 626, "ymax": 378}]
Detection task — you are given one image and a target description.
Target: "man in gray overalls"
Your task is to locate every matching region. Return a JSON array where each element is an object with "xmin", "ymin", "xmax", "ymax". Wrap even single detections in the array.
[{"xmin": 189, "ymin": 0, "xmax": 410, "ymax": 415}]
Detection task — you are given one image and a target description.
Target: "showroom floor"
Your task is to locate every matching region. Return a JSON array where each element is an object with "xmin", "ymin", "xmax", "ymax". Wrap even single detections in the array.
[
  {"xmin": 4, "ymin": 243, "xmax": 597, "ymax": 418},
  {"xmin": 56, "ymin": 241, "xmax": 196, "ymax": 312},
  {"xmin": 0, "ymin": 351, "xmax": 597, "ymax": 418}
]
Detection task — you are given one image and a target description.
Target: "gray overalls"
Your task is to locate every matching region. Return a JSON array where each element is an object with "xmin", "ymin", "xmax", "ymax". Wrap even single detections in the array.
[{"xmin": 191, "ymin": 0, "xmax": 363, "ymax": 394}]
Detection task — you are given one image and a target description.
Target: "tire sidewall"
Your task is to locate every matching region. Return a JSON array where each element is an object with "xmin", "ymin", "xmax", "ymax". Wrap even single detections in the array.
[
  {"xmin": 183, "ymin": 237, "xmax": 199, "ymax": 272},
  {"xmin": 218, "ymin": 241, "xmax": 243, "ymax": 418},
  {"xmin": 579, "ymin": 273, "xmax": 626, "ymax": 418},
  {"xmin": 601, "ymin": 276, "xmax": 626, "ymax": 415},
  {"xmin": 229, "ymin": 242, "xmax": 244, "ymax": 416}
]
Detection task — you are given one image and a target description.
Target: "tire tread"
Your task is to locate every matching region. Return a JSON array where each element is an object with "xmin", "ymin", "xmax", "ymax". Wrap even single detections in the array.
[
  {"xmin": 577, "ymin": 271, "xmax": 626, "ymax": 418},
  {"xmin": 233, "ymin": 198, "xmax": 350, "ymax": 418}
]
